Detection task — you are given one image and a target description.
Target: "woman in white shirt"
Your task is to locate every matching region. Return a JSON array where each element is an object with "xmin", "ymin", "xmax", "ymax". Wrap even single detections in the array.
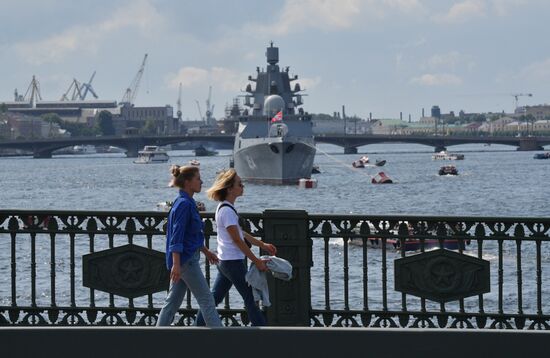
[{"xmin": 195, "ymin": 169, "xmax": 277, "ymax": 326}]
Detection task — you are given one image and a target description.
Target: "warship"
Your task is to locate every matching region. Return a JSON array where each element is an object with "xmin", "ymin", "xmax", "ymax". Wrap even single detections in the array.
[{"xmin": 232, "ymin": 43, "xmax": 316, "ymax": 184}]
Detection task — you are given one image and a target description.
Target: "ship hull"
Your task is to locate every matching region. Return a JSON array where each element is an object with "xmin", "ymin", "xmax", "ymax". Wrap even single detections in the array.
[{"xmin": 234, "ymin": 139, "xmax": 316, "ymax": 185}]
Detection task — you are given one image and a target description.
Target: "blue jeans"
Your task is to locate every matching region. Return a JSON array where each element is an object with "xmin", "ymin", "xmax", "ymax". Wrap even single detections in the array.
[
  {"xmin": 196, "ymin": 259, "xmax": 266, "ymax": 326},
  {"xmin": 157, "ymin": 250, "xmax": 221, "ymax": 327}
]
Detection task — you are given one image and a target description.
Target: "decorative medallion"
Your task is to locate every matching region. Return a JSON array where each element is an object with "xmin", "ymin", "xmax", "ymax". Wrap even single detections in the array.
[
  {"xmin": 395, "ymin": 249, "xmax": 490, "ymax": 303},
  {"xmin": 83, "ymin": 244, "xmax": 168, "ymax": 298}
]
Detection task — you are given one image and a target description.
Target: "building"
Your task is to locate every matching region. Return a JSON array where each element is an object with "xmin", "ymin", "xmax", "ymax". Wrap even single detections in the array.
[
  {"xmin": 119, "ymin": 104, "xmax": 179, "ymax": 135},
  {"xmin": 0, "ymin": 112, "xmax": 65, "ymax": 139},
  {"xmin": 2, "ymin": 100, "xmax": 118, "ymax": 123},
  {"xmin": 525, "ymin": 105, "xmax": 550, "ymax": 120}
]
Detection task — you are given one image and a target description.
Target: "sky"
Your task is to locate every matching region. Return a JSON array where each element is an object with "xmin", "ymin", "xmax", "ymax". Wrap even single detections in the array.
[{"xmin": 1, "ymin": 0, "xmax": 549, "ymax": 120}]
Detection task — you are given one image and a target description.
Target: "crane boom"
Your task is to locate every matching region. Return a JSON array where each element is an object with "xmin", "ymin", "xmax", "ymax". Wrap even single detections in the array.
[
  {"xmin": 512, "ymin": 93, "xmax": 533, "ymax": 109},
  {"xmin": 195, "ymin": 100, "xmax": 203, "ymax": 121},
  {"xmin": 121, "ymin": 54, "xmax": 148, "ymax": 105},
  {"xmin": 176, "ymin": 83, "xmax": 182, "ymax": 119},
  {"xmin": 80, "ymin": 71, "xmax": 98, "ymax": 100}
]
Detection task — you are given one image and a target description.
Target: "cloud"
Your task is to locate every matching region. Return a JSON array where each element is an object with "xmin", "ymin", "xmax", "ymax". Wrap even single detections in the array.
[
  {"xmin": 251, "ymin": 0, "xmax": 362, "ymax": 36},
  {"xmin": 518, "ymin": 57, "xmax": 550, "ymax": 81},
  {"xmin": 425, "ymin": 51, "xmax": 476, "ymax": 71},
  {"xmin": 382, "ymin": 0, "xmax": 424, "ymax": 12},
  {"xmin": 296, "ymin": 76, "xmax": 322, "ymax": 90},
  {"xmin": 168, "ymin": 65, "xmax": 321, "ymax": 94},
  {"xmin": 13, "ymin": 0, "xmax": 163, "ymax": 65},
  {"xmin": 490, "ymin": 0, "xmax": 528, "ymax": 16},
  {"xmin": 433, "ymin": 0, "xmax": 486, "ymax": 24},
  {"xmin": 410, "ymin": 73, "xmax": 463, "ymax": 86},
  {"xmin": 168, "ymin": 66, "xmax": 248, "ymax": 93}
]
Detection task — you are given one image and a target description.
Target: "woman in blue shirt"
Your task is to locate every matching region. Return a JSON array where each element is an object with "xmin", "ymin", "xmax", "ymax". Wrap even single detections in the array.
[{"xmin": 157, "ymin": 165, "xmax": 222, "ymax": 327}]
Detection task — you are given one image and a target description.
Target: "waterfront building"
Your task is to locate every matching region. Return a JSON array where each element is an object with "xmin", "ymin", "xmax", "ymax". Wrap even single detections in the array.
[
  {"xmin": 525, "ymin": 104, "xmax": 550, "ymax": 120},
  {"xmin": 0, "ymin": 112, "xmax": 66, "ymax": 139}
]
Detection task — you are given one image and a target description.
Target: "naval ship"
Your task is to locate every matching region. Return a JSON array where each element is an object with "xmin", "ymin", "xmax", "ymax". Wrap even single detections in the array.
[{"xmin": 232, "ymin": 43, "xmax": 316, "ymax": 184}]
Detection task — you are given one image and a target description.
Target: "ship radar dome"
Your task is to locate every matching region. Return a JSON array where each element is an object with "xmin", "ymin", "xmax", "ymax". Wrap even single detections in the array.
[{"xmin": 263, "ymin": 95, "xmax": 285, "ymax": 116}]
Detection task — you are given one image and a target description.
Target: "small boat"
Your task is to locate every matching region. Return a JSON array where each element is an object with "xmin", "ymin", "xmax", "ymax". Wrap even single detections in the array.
[
  {"xmin": 359, "ymin": 155, "xmax": 370, "ymax": 164},
  {"xmin": 72, "ymin": 145, "xmax": 97, "ymax": 154},
  {"xmin": 352, "ymin": 237, "xmax": 467, "ymax": 251},
  {"xmin": 133, "ymin": 146, "xmax": 169, "ymax": 164},
  {"xmin": 438, "ymin": 165, "xmax": 458, "ymax": 175},
  {"xmin": 432, "ymin": 151, "xmax": 464, "ymax": 160},
  {"xmin": 189, "ymin": 159, "xmax": 200, "ymax": 166},
  {"xmin": 375, "ymin": 159, "xmax": 386, "ymax": 167},
  {"xmin": 371, "ymin": 172, "xmax": 393, "ymax": 184},
  {"xmin": 352, "ymin": 160, "xmax": 365, "ymax": 168},
  {"xmin": 311, "ymin": 165, "xmax": 321, "ymax": 174},
  {"xmin": 194, "ymin": 145, "xmax": 218, "ymax": 157},
  {"xmin": 533, "ymin": 152, "xmax": 550, "ymax": 159}
]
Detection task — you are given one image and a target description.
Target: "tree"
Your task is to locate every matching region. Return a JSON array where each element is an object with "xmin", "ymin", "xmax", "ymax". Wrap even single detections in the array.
[
  {"xmin": 95, "ymin": 110, "xmax": 115, "ymax": 135},
  {"xmin": 0, "ymin": 103, "xmax": 7, "ymax": 113},
  {"xmin": 142, "ymin": 118, "xmax": 158, "ymax": 135},
  {"xmin": 41, "ymin": 113, "xmax": 63, "ymax": 125}
]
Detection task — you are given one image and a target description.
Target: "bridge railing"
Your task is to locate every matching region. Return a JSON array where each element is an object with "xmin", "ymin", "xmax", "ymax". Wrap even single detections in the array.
[{"xmin": 0, "ymin": 210, "xmax": 548, "ymax": 329}]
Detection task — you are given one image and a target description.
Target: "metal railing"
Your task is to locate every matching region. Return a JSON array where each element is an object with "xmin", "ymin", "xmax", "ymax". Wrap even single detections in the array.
[{"xmin": 0, "ymin": 210, "xmax": 549, "ymax": 329}]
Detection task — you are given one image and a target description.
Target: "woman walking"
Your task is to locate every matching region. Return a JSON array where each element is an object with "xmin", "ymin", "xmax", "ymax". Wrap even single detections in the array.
[
  {"xmin": 157, "ymin": 165, "xmax": 222, "ymax": 327},
  {"xmin": 196, "ymin": 169, "xmax": 277, "ymax": 326}
]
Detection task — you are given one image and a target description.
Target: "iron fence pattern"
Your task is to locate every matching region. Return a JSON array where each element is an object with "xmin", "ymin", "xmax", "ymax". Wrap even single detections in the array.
[
  {"xmin": 1, "ymin": 210, "xmax": 549, "ymax": 329},
  {"xmin": 308, "ymin": 215, "xmax": 550, "ymax": 329}
]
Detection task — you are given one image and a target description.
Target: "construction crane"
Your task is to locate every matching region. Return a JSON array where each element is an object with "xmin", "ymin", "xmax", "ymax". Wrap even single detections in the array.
[
  {"xmin": 176, "ymin": 83, "xmax": 182, "ymax": 120},
  {"xmin": 120, "ymin": 53, "xmax": 148, "ymax": 106},
  {"xmin": 80, "ymin": 71, "xmax": 98, "ymax": 100},
  {"xmin": 204, "ymin": 85, "xmax": 215, "ymax": 125},
  {"xmin": 195, "ymin": 100, "xmax": 204, "ymax": 121},
  {"xmin": 512, "ymin": 93, "xmax": 533, "ymax": 110},
  {"xmin": 23, "ymin": 75, "xmax": 42, "ymax": 107},
  {"xmin": 60, "ymin": 78, "xmax": 83, "ymax": 101}
]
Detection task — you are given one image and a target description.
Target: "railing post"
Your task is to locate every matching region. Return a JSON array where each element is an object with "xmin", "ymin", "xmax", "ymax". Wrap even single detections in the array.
[{"xmin": 263, "ymin": 209, "xmax": 312, "ymax": 326}]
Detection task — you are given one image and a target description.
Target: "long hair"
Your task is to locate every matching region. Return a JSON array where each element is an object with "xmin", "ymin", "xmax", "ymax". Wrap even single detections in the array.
[
  {"xmin": 169, "ymin": 165, "xmax": 199, "ymax": 189},
  {"xmin": 206, "ymin": 169, "xmax": 237, "ymax": 202}
]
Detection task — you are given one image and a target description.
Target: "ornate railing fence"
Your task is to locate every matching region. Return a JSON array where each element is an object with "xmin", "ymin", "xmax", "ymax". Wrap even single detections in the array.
[{"xmin": 0, "ymin": 210, "xmax": 549, "ymax": 329}]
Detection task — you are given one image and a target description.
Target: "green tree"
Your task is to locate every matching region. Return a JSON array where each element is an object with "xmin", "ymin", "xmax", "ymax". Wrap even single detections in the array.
[
  {"xmin": 142, "ymin": 118, "xmax": 158, "ymax": 135},
  {"xmin": 0, "ymin": 103, "xmax": 7, "ymax": 113},
  {"xmin": 95, "ymin": 110, "xmax": 115, "ymax": 135},
  {"xmin": 41, "ymin": 113, "xmax": 63, "ymax": 125}
]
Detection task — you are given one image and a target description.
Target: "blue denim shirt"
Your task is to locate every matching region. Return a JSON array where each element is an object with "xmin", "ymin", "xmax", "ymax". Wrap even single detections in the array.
[{"xmin": 165, "ymin": 190, "xmax": 205, "ymax": 269}]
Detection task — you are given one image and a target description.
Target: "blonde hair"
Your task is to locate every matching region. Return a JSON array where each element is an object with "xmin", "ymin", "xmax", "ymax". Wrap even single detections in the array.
[
  {"xmin": 169, "ymin": 165, "xmax": 199, "ymax": 189},
  {"xmin": 206, "ymin": 169, "xmax": 237, "ymax": 201}
]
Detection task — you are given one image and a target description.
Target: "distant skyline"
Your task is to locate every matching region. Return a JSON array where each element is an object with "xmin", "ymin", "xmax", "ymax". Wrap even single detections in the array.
[{"xmin": 1, "ymin": 0, "xmax": 549, "ymax": 120}]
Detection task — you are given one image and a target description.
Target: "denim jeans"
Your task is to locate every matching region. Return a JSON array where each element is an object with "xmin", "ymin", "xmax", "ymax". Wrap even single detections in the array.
[
  {"xmin": 156, "ymin": 250, "xmax": 222, "ymax": 327},
  {"xmin": 196, "ymin": 259, "xmax": 266, "ymax": 326}
]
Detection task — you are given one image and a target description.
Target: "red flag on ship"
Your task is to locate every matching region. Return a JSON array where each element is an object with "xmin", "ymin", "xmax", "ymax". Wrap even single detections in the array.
[{"xmin": 271, "ymin": 111, "xmax": 283, "ymax": 123}]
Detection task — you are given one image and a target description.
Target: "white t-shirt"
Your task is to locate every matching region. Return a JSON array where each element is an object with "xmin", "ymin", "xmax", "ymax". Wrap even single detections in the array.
[{"xmin": 215, "ymin": 201, "xmax": 245, "ymax": 260}]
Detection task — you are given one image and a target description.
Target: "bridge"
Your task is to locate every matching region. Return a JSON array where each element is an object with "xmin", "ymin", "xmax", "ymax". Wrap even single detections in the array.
[
  {"xmin": 314, "ymin": 134, "xmax": 550, "ymax": 153},
  {"xmin": 1, "ymin": 134, "xmax": 549, "ymax": 158},
  {"xmin": 0, "ymin": 134, "xmax": 235, "ymax": 158}
]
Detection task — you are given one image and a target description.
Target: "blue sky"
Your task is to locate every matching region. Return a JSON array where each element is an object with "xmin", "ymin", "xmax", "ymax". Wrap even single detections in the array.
[{"xmin": 1, "ymin": 0, "xmax": 549, "ymax": 120}]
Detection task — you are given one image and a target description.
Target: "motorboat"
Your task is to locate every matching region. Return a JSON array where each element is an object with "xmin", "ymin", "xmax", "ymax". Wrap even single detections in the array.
[
  {"xmin": 438, "ymin": 165, "xmax": 458, "ymax": 176},
  {"xmin": 352, "ymin": 237, "xmax": 466, "ymax": 251},
  {"xmin": 359, "ymin": 155, "xmax": 370, "ymax": 164},
  {"xmin": 352, "ymin": 160, "xmax": 365, "ymax": 168},
  {"xmin": 432, "ymin": 151, "xmax": 464, "ymax": 160},
  {"xmin": 311, "ymin": 165, "xmax": 321, "ymax": 174},
  {"xmin": 189, "ymin": 159, "xmax": 200, "ymax": 166},
  {"xmin": 194, "ymin": 145, "xmax": 218, "ymax": 157},
  {"xmin": 375, "ymin": 159, "xmax": 386, "ymax": 167},
  {"xmin": 533, "ymin": 152, "xmax": 550, "ymax": 159},
  {"xmin": 133, "ymin": 146, "xmax": 169, "ymax": 164},
  {"xmin": 72, "ymin": 145, "xmax": 96, "ymax": 154},
  {"xmin": 371, "ymin": 172, "xmax": 393, "ymax": 184},
  {"xmin": 349, "ymin": 222, "xmax": 468, "ymax": 251}
]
